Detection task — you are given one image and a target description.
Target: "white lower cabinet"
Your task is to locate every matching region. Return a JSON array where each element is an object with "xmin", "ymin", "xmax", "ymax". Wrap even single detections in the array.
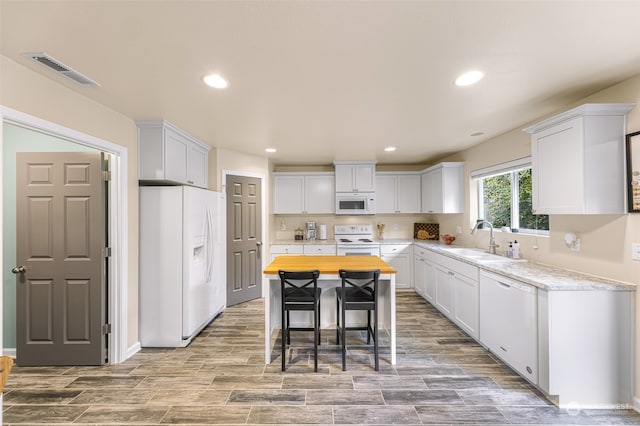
[
  {"xmin": 413, "ymin": 254, "xmax": 426, "ymax": 298},
  {"xmin": 270, "ymin": 244, "xmax": 303, "ymax": 261},
  {"xmin": 270, "ymin": 243, "xmax": 336, "ymax": 261},
  {"xmin": 380, "ymin": 244, "xmax": 412, "ymax": 289},
  {"xmin": 479, "ymin": 270, "xmax": 537, "ymax": 384},
  {"xmin": 452, "ymin": 271, "xmax": 479, "ymax": 339},
  {"xmin": 432, "ymin": 255, "xmax": 479, "ymax": 338},
  {"xmin": 303, "ymin": 244, "xmax": 336, "ymax": 255},
  {"xmin": 434, "ymin": 265, "xmax": 454, "ymax": 319},
  {"xmin": 411, "ymin": 244, "xmax": 633, "ymax": 407},
  {"xmin": 537, "ymin": 289, "xmax": 633, "ymax": 407},
  {"xmin": 413, "ymin": 247, "xmax": 434, "ymax": 301}
]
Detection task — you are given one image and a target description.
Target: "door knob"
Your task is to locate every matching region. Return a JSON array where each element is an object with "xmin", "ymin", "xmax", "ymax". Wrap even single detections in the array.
[{"xmin": 11, "ymin": 266, "xmax": 26, "ymax": 274}]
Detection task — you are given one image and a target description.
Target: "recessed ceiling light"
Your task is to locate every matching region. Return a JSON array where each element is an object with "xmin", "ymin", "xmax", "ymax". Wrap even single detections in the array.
[
  {"xmin": 203, "ymin": 74, "xmax": 228, "ymax": 89},
  {"xmin": 455, "ymin": 70, "xmax": 485, "ymax": 87},
  {"xmin": 384, "ymin": 146, "xmax": 397, "ymax": 152},
  {"xmin": 265, "ymin": 148, "xmax": 277, "ymax": 153}
]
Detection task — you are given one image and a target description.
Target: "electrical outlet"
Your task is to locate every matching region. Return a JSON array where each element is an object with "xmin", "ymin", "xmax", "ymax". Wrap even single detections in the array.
[
  {"xmin": 456, "ymin": 226, "xmax": 462, "ymax": 234},
  {"xmin": 570, "ymin": 238, "xmax": 581, "ymax": 252},
  {"xmin": 632, "ymin": 243, "xmax": 640, "ymax": 261},
  {"xmin": 393, "ymin": 224, "xmax": 398, "ymax": 231}
]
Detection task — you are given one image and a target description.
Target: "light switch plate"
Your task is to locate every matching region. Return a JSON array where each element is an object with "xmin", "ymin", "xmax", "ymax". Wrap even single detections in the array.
[{"xmin": 632, "ymin": 243, "xmax": 640, "ymax": 261}]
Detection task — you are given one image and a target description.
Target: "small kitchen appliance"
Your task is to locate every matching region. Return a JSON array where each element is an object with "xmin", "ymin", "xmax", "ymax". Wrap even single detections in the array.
[
  {"xmin": 306, "ymin": 221, "xmax": 317, "ymax": 241},
  {"xmin": 335, "ymin": 192, "xmax": 376, "ymax": 215},
  {"xmin": 318, "ymin": 224, "xmax": 327, "ymax": 240}
]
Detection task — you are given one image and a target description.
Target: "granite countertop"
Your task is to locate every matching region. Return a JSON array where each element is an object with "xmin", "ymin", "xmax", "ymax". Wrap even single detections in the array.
[{"xmin": 414, "ymin": 240, "xmax": 635, "ymax": 292}]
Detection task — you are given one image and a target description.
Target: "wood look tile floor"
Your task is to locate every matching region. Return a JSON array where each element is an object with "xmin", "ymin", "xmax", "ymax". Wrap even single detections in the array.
[{"xmin": 4, "ymin": 291, "xmax": 640, "ymax": 425}]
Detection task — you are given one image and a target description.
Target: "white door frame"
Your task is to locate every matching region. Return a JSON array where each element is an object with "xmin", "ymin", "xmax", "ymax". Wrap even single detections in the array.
[
  {"xmin": 0, "ymin": 106, "xmax": 129, "ymax": 363},
  {"xmin": 222, "ymin": 169, "xmax": 267, "ymax": 298}
]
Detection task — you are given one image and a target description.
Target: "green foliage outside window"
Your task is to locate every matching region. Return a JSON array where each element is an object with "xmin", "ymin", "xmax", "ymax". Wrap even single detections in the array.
[
  {"xmin": 517, "ymin": 169, "xmax": 549, "ymax": 231},
  {"xmin": 481, "ymin": 168, "xmax": 549, "ymax": 232},
  {"xmin": 483, "ymin": 174, "xmax": 511, "ymax": 227}
]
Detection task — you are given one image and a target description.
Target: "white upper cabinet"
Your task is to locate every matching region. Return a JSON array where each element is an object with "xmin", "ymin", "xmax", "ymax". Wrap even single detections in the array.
[
  {"xmin": 136, "ymin": 120, "xmax": 210, "ymax": 188},
  {"xmin": 421, "ymin": 162, "xmax": 464, "ymax": 214},
  {"xmin": 523, "ymin": 103, "xmax": 634, "ymax": 214},
  {"xmin": 376, "ymin": 173, "xmax": 421, "ymax": 213},
  {"xmin": 273, "ymin": 172, "xmax": 335, "ymax": 214},
  {"xmin": 334, "ymin": 162, "xmax": 376, "ymax": 192}
]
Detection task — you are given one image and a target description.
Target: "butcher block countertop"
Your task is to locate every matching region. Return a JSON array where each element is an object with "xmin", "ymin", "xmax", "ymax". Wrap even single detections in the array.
[{"xmin": 263, "ymin": 255, "xmax": 396, "ymax": 275}]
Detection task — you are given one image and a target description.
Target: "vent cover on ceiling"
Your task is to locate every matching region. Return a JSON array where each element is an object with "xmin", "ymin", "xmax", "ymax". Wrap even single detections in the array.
[{"xmin": 23, "ymin": 53, "xmax": 100, "ymax": 87}]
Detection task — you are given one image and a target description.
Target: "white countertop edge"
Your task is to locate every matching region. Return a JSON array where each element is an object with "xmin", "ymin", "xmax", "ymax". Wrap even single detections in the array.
[
  {"xmin": 413, "ymin": 240, "xmax": 635, "ymax": 291},
  {"xmin": 271, "ymin": 239, "xmax": 337, "ymax": 245}
]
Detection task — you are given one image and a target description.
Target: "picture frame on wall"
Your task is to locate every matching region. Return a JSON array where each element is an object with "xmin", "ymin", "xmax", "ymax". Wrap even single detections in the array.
[{"xmin": 626, "ymin": 131, "xmax": 640, "ymax": 213}]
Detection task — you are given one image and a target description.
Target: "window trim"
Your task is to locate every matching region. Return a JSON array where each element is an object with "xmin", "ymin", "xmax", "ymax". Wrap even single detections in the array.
[
  {"xmin": 470, "ymin": 156, "xmax": 531, "ymax": 179},
  {"xmin": 473, "ymin": 158, "xmax": 549, "ymax": 236}
]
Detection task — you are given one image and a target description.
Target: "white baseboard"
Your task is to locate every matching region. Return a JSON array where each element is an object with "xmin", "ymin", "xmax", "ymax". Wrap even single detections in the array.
[
  {"xmin": 2, "ymin": 348, "xmax": 16, "ymax": 358},
  {"xmin": 125, "ymin": 342, "xmax": 141, "ymax": 361}
]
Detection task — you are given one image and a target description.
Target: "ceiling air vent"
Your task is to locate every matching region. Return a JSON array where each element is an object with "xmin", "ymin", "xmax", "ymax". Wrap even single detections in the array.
[{"xmin": 23, "ymin": 53, "xmax": 100, "ymax": 87}]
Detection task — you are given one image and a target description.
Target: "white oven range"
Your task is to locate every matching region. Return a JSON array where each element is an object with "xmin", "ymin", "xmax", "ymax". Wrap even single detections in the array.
[{"xmin": 334, "ymin": 224, "xmax": 380, "ymax": 256}]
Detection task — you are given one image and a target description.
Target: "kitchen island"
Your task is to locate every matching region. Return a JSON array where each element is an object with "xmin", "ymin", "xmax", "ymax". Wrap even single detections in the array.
[{"xmin": 263, "ymin": 255, "xmax": 397, "ymax": 366}]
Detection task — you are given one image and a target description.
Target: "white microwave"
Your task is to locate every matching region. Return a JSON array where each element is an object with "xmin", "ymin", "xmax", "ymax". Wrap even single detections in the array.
[{"xmin": 335, "ymin": 192, "xmax": 376, "ymax": 215}]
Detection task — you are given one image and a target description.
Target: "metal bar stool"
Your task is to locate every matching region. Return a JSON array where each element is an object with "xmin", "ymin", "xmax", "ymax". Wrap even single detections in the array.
[
  {"xmin": 336, "ymin": 269, "xmax": 380, "ymax": 371},
  {"xmin": 278, "ymin": 270, "xmax": 322, "ymax": 372}
]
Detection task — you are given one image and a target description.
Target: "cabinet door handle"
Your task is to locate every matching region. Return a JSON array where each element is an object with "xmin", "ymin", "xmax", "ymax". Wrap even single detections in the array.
[
  {"xmin": 498, "ymin": 281, "xmax": 511, "ymax": 289},
  {"xmin": 500, "ymin": 346, "xmax": 507, "ymax": 352}
]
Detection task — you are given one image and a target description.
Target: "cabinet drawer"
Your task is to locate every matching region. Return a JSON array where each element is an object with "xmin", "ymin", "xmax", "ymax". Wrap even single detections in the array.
[
  {"xmin": 380, "ymin": 244, "xmax": 411, "ymax": 255},
  {"xmin": 303, "ymin": 244, "xmax": 336, "ymax": 255},
  {"xmin": 270, "ymin": 245, "xmax": 303, "ymax": 255},
  {"xmin": 413, "ymin": 244, "xmax": 431, "ymax": 258},
  {"xmin": 431, "ymin": 251, "xmax": 477, "ymax": 280}
]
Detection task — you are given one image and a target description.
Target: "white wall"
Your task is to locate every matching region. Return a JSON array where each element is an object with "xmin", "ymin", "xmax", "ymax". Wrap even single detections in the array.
[{"xmin": 0, "ymin": 55, "xmax": 140, "ymax": 350}]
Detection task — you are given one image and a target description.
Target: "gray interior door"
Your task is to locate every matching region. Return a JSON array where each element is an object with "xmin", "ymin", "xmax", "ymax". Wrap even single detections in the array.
[
  {"xmin": 226, "ymin": 174, "xmax": 262, "ymax": 306},
  {"xmin": 15, "ymin": 152, "xmax": 106, "ymax": 366}
]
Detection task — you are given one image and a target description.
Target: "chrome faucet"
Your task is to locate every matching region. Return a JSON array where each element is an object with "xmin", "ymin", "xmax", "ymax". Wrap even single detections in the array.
[{"xmin": 471, "ymin": 220, "xmax": 499, "ymax": 254}]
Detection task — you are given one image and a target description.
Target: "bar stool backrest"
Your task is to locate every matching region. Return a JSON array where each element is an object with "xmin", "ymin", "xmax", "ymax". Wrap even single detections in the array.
[
  {"xmin": 279, "ymin": 270, "xmax": 320, "ymax": 299},
  {"xmin": 338, "ymin": 269, "xmax": 380, "ymax": 299}
]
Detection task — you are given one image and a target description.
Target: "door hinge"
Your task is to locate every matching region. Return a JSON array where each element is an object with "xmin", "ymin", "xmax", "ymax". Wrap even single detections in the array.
[
  {"xmin": 102, "ymin": 170, "xmax": 111, "ymax": 181},
  {"xmin": 103, "ymin": 247, "xmax": 112, "ymax": 257},
  {"xmin": 103, "ymin": 324, "xmax": 112, "ymax": 334}
]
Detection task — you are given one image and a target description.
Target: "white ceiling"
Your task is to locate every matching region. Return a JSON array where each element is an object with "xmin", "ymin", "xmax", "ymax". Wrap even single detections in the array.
[{"xmin": 2, "ymin": 1, "xmax": 640, "ymax": 166}]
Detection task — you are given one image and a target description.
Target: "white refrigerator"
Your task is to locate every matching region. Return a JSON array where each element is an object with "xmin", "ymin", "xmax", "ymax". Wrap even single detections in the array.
[{"xmin": 139, "ymin": 185, "xmax": 226, "ymax": 347}]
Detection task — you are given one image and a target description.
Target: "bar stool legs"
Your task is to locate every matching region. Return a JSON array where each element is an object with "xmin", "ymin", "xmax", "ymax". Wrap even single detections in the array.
[
  {"xmin": 336, "ymin": 269, "xmax": 380, "ymax": 371},
  {"xmin": 279, "ymin": 270, "xmax": 321, "ymax": 372}
]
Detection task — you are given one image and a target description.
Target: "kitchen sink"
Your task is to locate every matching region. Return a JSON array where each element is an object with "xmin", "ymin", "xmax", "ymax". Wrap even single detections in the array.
[{"xmin": 440, "ymin": 247, "xmax": 525, "ymax": 263}]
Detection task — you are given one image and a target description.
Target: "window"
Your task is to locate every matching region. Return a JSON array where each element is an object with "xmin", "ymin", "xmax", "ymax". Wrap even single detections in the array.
[{"xmin": 473, "ymin": 159, "xmax": 549, "ymax": 234}]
